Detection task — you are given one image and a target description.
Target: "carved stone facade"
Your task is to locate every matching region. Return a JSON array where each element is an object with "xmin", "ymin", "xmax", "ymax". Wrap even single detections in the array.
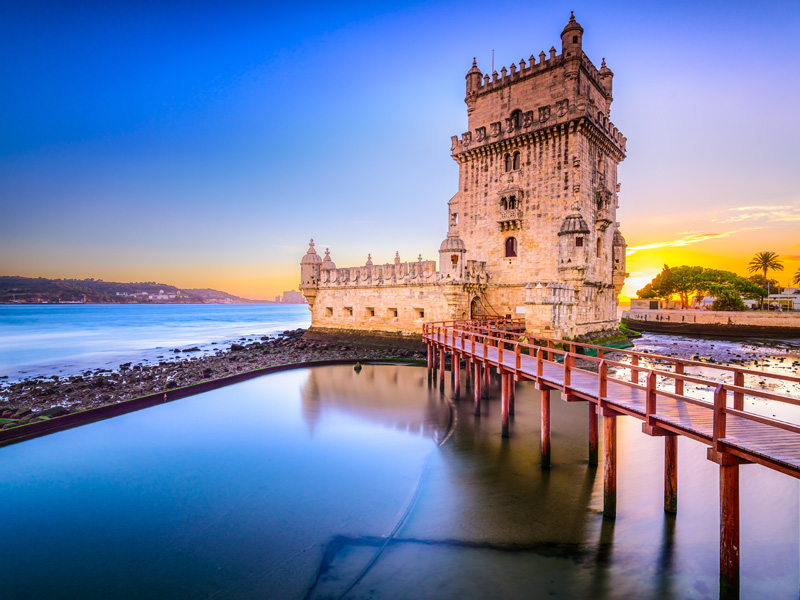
[{"xmin": 301, "ymin": 13, "xmax": 628, "ymax": 339}]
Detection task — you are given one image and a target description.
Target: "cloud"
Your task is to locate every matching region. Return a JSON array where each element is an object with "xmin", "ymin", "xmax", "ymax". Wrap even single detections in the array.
[
  {"xmin": 715, "ymin": 203, "xmax": 800, "ymax": 224},
  {"xmin": 626, "ymin": 228, "xmax": 761, "ymax": 256},
  {"xmin": 783, "ymin": 254, "xmax": 800, "ymax": 261}
]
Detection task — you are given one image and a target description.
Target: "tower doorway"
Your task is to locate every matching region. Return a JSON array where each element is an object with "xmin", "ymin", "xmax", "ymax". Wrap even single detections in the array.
[{"xmin": 470, "ymin": 296, "xmax": 485, "ymax": 320}]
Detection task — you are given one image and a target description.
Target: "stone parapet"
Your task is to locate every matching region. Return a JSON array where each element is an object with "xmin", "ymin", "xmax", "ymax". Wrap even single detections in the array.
[{"xmin": 622, "ymin": 310, "xmax": 800, "ymax": 338}]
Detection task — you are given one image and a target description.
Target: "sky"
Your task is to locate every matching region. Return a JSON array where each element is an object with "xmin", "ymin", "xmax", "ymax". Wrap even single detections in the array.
[{"xmin": 1, "ymin": 0, "xmax": 798, "ymax": 300}]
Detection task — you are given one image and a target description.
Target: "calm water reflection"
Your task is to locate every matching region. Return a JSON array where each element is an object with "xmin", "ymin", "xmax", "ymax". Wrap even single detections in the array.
[{"xmin": 1, "ymin": 364, "xmax": 798, "ymax": 599}]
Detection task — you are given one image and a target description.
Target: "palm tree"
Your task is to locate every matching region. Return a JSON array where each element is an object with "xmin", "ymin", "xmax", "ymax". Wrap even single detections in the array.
[
  {"xmin": 748, "ymin": 251, "xmax": 784, "ymax": 289},
  {"xmin": 793, "ymin": 267, "xmax": 800, "ymax": 287}
]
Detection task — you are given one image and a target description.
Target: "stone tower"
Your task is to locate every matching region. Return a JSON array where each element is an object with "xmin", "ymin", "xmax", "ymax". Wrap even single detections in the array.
[
  {"xmin": 300, "ymin": 14, "xmax": 627, "ymax": 341},
  {"xmin": 449, "ymin": 12, "xmax": 628, "ymax": 336}
]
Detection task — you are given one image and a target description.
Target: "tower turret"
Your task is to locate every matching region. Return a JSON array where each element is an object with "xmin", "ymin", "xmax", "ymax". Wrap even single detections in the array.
[
  {"xmin": 599, "ymin": 58, "xmax": 614, "ymax": 103},
  {"xmin": 439, "ymin": 214, "xmax": 467, "ymax": 281},
  {"xmin": 561, "ymin": 11, "xmax": 584, "ymax": 58},
  {"xmin": 465, "ymin": 58, "xmax": 482, "ymax": 94},
  {"xmin": 299, "ymin": 238, "xmax": 322, "ymax": 307}
]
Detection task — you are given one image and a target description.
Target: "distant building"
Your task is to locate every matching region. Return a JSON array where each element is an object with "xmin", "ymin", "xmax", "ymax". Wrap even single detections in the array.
[{"xmin": 280, "ymin": 290, "xmax": 306, "ymax": 304}]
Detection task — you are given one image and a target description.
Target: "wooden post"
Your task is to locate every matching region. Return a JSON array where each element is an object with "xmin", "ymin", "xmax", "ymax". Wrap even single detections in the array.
[
  {"xmin": 454, "ymin": 352, "xmax": 461, "ymax": 401},
  {"xmin": 427, "ymin": 343, "xmax": 432, "ymax": 372},
  {"xmin": 720, "ymin": 462, "xmax": 740, "ymax": 598},
  {"xmin": 501, "ymin": 371, "xmax": 510, "ymax": 437},
  {"xmin": 631, "ymin": 354, "xmax": 639, "ymax": 384},
  {"xmin": 536, "ymin": 347, "xmax": 544, "ymax": 379},
  {"xmin": 563, "ymin": 352, "xmax": 571, "ymax": 389},
  {"xmin": 483, "ymin": 361, "xmax": 490, "ymax": 400},
  {"xmin": 541, "ymin": 388, "xmax": 551, "ymax": 468},
  {"xmin": 465, "ymin": 356, "xmax": 471, "ymax": 391},
  {"xmin": 675, "ymin": 362, "xmax": 684, "ymax": 396},
  {"xmin": 646, "ymin": 370, "xmax": 657, "ymax": 426},
  {"xmin": 439, "ymin": 346, "xmax": 445, "ymax": 389},
  {"xmin": 604, "ymin": 411, "xmax": 617, "ymax": 518},
  {"xmin": 733, "ymin": 370, "xmax": 744, "ymax": 411},
  {"xmin": 713, "ymin": 384, "xmax": 727, "ymax": 452},
  {"xmin": 509, "ymin": 374, "xmax": 515, "ymax": 416},
  {"xmin": 589, "ymin": 402, "xmax": 599, "ymax": 467},
  {"xmin": 473, "ymin": 361, "xmax": 481, "ymax": 416},
  {"xmin": 665, "ymin": 435, "xmax": 678, "ymax": 513}
]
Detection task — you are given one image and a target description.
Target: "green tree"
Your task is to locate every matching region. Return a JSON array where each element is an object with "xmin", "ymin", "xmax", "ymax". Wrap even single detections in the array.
[
  {"xmin": 793, "ymin": 267, "xmax": 800, "ymax": 287},
  {"xmin": 710, "ymin": 289, "xmax": 746, "ymax": 311},
  {"xmin": 746, "ymin": 274, "xmax": 782, "ymax": 295},
  {"xmin": 637, "ymin": 265, "xmax": 766, "ymax": 309},
  {"xmin": 747, "ymin": 251, "xmax": 784, "ymax": 289}
]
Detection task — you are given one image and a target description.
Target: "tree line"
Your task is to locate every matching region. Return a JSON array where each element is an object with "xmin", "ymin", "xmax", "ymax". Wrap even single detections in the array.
[{"xmin": 636, "ymin": 252, "xmax": 800, "ymax": 311}]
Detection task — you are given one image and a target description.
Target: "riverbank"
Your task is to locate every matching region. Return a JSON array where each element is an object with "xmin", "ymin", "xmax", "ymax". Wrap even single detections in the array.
[
  {"xmin": 622, "ymin": 309, "xmax": 800, "ymax": 338},
  {"xmin": 0, "ymin": 328, "xmax": 425, "ymax": 427}
]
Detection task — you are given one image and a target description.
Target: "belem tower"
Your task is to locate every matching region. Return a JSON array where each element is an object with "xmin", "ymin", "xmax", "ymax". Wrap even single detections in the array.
[{"xmin": 300, "ymin": 13, "xmax": 628, "ymax": 341}]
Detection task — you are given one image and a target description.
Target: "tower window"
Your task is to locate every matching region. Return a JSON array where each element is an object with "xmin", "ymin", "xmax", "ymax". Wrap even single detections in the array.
[
  {"xmin": 572, "ymin": 36, "xmax": 578, "ymax": 43},
  {"xmin": 451, "ymin": 254, "xmax": 458, "ymax": 265},
  {"xmin": 576, "ymin": 237, "xmax": 584, "ymax": 247},
  {"xmin": 504, "ymin": 153, "xmax": 512, "ymax": 172},
  {"xmin": 597, "ymin": 238, "xmax": 602, "ymax": 255},
  {"xmin": 511, "ymin": 110, "xmax": 523, "ymax": 131},
  {"xmin": 512, "ymin": 151, "xmax": 521, "ymax": 170},
  {"xmin": 508, "ymin": 195, "xmax": 517, "ymax": 209},
  {"xmin": 505, "ymin": 237, "xmax": 518, "ymax": 258}
]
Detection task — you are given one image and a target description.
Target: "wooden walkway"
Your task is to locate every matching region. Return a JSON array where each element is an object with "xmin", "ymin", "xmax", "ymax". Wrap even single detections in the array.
[{"xmin": 423, "ymin": 318, "xmax": 800, "ymax": 596}]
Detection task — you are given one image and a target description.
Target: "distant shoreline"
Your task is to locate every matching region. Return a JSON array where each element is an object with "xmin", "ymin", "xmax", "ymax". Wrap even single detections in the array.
[{"xmin": 622, "ymin": 309, "xmax": 800, "ymax": 339}]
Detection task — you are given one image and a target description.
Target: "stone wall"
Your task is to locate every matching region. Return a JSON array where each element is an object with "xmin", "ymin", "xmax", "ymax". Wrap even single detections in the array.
[{"xmin": 622, "ymin": 310, "xmax": 800, "ymax": 338}]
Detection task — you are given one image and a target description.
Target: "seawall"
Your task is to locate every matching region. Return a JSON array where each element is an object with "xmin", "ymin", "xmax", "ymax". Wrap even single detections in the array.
[{"xmin": 622, "ymin": 309, "xmax": 800, "ymax": 338}]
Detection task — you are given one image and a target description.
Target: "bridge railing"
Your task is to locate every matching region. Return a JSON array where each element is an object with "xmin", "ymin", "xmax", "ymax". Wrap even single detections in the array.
[{"xmin": 424, "ymin": 319, "xmax": 800, "ymax": 444}]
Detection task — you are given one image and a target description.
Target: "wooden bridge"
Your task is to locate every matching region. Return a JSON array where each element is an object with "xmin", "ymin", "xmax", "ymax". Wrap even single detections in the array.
[{"xmin": 423, "ymin": 318, "xmax": 800, "ymax": 597}]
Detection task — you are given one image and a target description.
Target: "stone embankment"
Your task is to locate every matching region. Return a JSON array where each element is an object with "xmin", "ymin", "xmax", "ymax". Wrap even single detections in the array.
[
  {"xmin": 0, "ymin": 328, "xmax": 425, "ymax": 429},
  {"xmin": 622, "ymin": 310, "xmax": 800, "ymax": 338}
]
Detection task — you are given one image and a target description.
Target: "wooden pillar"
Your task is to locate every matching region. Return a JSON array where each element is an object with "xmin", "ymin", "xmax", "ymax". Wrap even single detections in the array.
[
  {"xmin": 603, "ymin": 411, "xmax": 617, "ymax": 518},
  {"xmin": 465, "ymin": 356, "xmax": 471, "ymax": 391},
  {"xmin": 439, "ymin": 346, "xmax": 445, "ymax": 389},
  {"xmin": 720, "ymin": 462, "xmax": 740, "ymax": 598},
  {"xmin": 509, "ymin": 376, "xmax": 515, "ymax": 416},
  {"xmin": 427, "ymin": 343, "xmax": 432, "ymax": 372},
  {"xmin": 454, "ymin": 352, "xmax": 461, "ymax": 401},
  {"xmin": 588, "ymin": 402, "xmax": 599, "ymax": 467},
  {"xmin": 501, "ymin": 371, "xmax": 510, "ymax": 438},
  {"xmin": 483, "ymin": 362, "xmax": 490, "ymax": 399},
  {"xmin": 665, "ymin": 435, "xmax": 678, "ymax": 513},
  {"xmin": 473, "ymin": 361, "xmax": 481, "ymax": 416},
  {"xmin": 541, "ymin": 388, "xmax": 551, "ymax": 469}
]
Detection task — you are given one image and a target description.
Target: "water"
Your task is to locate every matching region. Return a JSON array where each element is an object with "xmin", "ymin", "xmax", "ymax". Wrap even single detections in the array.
[
  {"xmin": 1, "ymin": 363, "xmax": 797, "ymax": 598},
  {"xmin": 0, "ymin": 304, "xmax": 311, "ymax": 380}
]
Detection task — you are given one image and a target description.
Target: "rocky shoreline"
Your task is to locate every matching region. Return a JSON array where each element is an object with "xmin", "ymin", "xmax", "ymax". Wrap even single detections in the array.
[{"xmin": 0, "ymin": 328, "xmax": 425, "ymax": 429}]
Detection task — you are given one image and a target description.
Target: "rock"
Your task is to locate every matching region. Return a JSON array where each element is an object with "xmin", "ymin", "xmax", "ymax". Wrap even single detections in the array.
[
  {"xmin": 39, "ymin": 406, "xmax": 69, "ymax": 418},
  {"xmin": 230, "ymin": 344, "xmax": 245, "ymax": 351},
  {"xmin": 13, "ymin": 408, "xmax": 32, "ymax": 419},
  {"xmin": 354, "ymin": 362, "xmax": 362, "ymax": 373}
]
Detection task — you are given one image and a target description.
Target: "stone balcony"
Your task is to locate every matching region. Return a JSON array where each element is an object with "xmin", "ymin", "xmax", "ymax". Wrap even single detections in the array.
[{"xmin": 498, "ymin": 208, "xmax": 523, "ymax": 231}]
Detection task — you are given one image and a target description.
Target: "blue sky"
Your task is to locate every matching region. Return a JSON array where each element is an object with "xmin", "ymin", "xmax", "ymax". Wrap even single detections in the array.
[{"xmin": 1, "ymin": 1, "xmax": 798, "ymax": 298}]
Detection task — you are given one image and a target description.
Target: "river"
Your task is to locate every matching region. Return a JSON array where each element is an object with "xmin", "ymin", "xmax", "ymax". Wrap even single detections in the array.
[{"xmin": 0, "ymin": 362, "xmax": 797, "ymax": 598}]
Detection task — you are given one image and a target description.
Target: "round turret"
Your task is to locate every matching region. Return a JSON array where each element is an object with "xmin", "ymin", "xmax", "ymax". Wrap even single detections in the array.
[
  {"xmin": 599, "ymin": 57, "xmax": 614, "ymax": 99},
  {"xmin": 439, "ymin": 233, "xmax": 466, "ymax": 252},
  {"xmin": 301, "ymin": 239, "xmax": 322, "ymax": 265},
  {"xmin": 466, "ymin": 57, "xmax": 482, "ymax": 94},
  {"xmin": 561, "ymin": 11, "xmax": 584, "ymax": 58},
  {"xmin": 322, "ymin": 248, "xmax": 336, "ymax": 270},
  {"xmin": 558, "ymin": 210, "xmax": 590, "ymax": 235}
]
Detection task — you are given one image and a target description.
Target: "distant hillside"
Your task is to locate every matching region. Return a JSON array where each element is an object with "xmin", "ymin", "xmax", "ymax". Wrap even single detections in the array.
[
  {"xmin": 181, "ymin": 288, "xmax": 265, "ymax": 304},
  {"xmin": 0, "ymin": 276, "xmax": 256, "ymax": 304}
]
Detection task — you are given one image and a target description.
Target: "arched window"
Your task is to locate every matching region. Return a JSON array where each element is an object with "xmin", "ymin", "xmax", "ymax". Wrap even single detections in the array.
[
  {"xmin": 597, "ymin": 237, "xmax": 602, "ymax": 256},
  {"xmin": 504, "ymin": 153, "xmax": 512, "ymax": 172},
  {"xmin": 505, "ymin": 237, "xmax": 518, "ymax": 258},
  {"xmin": 511, "ymin": 110, "xmax": 523, "ymax": 131},
  {"xmin": 501, "ymin": 197, "xmax": 508, "ymax": 210},
  {"xmin": 508, "ymin": 195, "xmax": 516, "ymax": 210},
  {"xmin": 512, "ymin": 151, "xmax": 521, "ymax": 170}
]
